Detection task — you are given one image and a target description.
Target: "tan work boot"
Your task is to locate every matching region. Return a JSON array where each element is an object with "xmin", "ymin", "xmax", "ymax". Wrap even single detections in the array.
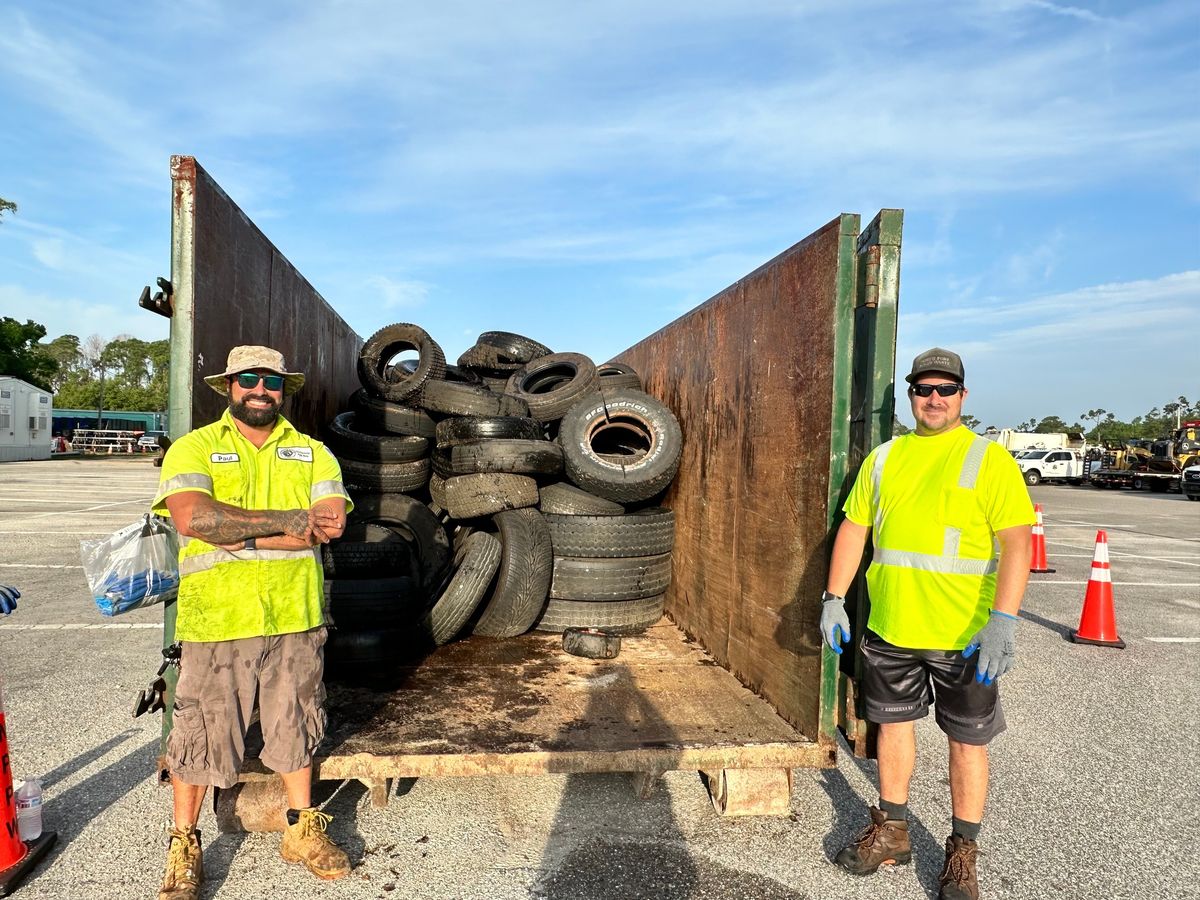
[
  {"xmin": 280, "ymin": 807, "xmax": 351, "ymax": 880},
  {"xmin": 939, "ymin": 834, "xmax": 980, "ymax": 900},
  {"xmin": 158, "ymin": 826, "xmax": 203, "ymax": 900},
  {"xmin": 834, "ymin": 806, "xmax": 912, "ymax": 875}
]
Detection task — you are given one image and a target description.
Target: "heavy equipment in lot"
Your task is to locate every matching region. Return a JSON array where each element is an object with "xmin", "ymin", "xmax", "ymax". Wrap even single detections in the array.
[
  {"xmin": 1087, "ymin": 422, "xmax": 1199, "ymax": 493},
  {"xmin": 145, "ymin": 156, "xmax": 901, "ymax": 818}
]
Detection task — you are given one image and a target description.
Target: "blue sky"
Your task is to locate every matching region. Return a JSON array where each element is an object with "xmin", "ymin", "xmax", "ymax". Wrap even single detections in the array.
[{"xmin": 0, "ymin": 0, "xmax": 1196, "ymax": 429}]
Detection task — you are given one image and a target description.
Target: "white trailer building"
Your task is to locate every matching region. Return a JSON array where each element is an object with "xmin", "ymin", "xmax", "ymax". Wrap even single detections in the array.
[{"xmin": 0, "ymin": 376, "xmax": 53, "ymax": 462}]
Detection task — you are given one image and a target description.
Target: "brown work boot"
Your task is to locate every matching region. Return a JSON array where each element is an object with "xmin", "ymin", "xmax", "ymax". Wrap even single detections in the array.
[
  {"xmin": 157, "ymin": 826, "xmax": 203, "ymax": 900},
  {"xmin": 939, "ymin": 834, "xmax": 980, "ymax": 900},
  {"xmin": 280, "ymin": 807, "xmax": 351, "ymax": 880},
  {"xmin": 834, "ymin": 806, "xmax": 911, "ymax": 875}
]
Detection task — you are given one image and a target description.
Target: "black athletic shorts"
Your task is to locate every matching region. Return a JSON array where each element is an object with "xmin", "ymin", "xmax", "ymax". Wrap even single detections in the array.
[{"xmin": 859, "ymin": 630, "xmax": 1006, "ymax": 745}]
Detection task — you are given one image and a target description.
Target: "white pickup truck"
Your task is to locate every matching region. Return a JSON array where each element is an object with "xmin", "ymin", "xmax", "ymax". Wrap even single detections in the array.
[{"xmin": 1016, "ymin": 449, "xmax": 1086, "ymax": 486}]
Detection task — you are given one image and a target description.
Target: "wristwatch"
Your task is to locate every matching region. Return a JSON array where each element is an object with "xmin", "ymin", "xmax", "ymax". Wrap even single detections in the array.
[
  {"xmin": 244, "ymin": 537, "xmax": 257, "ymax": 551},
  {"xmin": 821, "ymin": 590, "xmax": 844, "ymax": 604}
]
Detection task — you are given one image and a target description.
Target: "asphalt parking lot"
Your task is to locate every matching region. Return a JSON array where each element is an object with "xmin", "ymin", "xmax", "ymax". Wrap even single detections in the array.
[{"xmin": 0, "ymin": 458, "xmax": 1196, "ymax": 900}]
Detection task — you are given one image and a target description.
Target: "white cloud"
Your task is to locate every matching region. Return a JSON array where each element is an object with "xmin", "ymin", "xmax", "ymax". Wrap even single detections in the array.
[
  {"xmin": 0, "ymin": 283, "xmax": 168, "ymax": 344},
  {"xmin": 898, "ymin": 271, "xmax": 1199, "ymax": 426},
  {"xmin": 365, "ymin": 276, "xmax": 430, "ymax": 310}
]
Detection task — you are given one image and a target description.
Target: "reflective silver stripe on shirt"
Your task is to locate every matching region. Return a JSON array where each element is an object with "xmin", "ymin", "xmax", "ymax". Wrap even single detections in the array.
[
  {"xmin": 873, "ymin": 548, "xmax": 998, "ymax": 576},
  {"xmin": 311, "ymin": 480, "xmax": 346, "ymax": 502},
  {"xmin": 958, "ymin": 435, "xmax": 991, "ymax": 489},
  {"xmin": 179, "ymin": 546, "xmax": 320, "ymax": 577},
  {"xmin": 157, "ymin": 473, "xmax": 214, "ymax": 497},
  {"xmin": 873, "ymin": 433, "xmax": 998, "ymax": 577},
  {"xmin": 871, "ymin": 439, "xmax": 897, "ymax": 534}
]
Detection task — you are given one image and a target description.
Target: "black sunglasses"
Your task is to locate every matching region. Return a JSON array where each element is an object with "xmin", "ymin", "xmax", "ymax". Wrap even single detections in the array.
[
  {"xmin": 910, "ymin": 383, "xmax": 963, "ymax": 398},
  {"xmin": 233, "ymin": 372, "xmax": 285, "ymax": 391}
]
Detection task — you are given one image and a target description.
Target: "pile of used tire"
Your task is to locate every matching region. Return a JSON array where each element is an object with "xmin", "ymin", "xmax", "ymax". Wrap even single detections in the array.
[{"xmin": 320, "ymin": 325, "xmax": 682, "ymax": 681}]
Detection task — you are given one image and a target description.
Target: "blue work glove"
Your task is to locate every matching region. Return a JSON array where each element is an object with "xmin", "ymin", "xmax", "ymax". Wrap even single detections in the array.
[
  {"xmin": 820, "ymin": 597, "xmax": 851, "ymax": 654},
  {"xmin": 0, "ymin": 585, "xmax": 19, "ymax": 615},
  {"xmin": 963, "ymin": 610, "xmax": 1019, "ymax": 685}
]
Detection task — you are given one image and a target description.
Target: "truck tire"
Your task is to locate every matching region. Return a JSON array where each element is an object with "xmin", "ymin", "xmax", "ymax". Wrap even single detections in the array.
[
  {"xmin": 323, "ymin": 576, "xmax": 424, "ymax": 630},
  {"xmin": 597, "ymin": 362, "xmax": 643, "ymax": 392},
  {"xmin": 562, "ymin": 627, "xmax": 622, "ymax": 659},
  {"xmin": 358, "ymin": 323, "xmax": 446, "ymax": 402},
  {"xmin": 322, "ymin": 523, "xmax": 417, "ymax": 578},
  {"xmin": 422, "ymin": 531, "xmax": 503, "ymax": 645},
  {"xmin": 558, "ymin": 389, "xmax": 682, "ymax": 503},
  {"xmin": 506, "ymin": 353, "xmax": 599, "ymax": 422},
  {"xmin": 549, "ymin": 553, "xmax": 673, "ymax": 601},
  {"xmin": 1133, "ymin": 476, "xmax": 1145, "ymax": 490},
  {"xmin": 351, "ymin": 389, "xmax": 437, "ymax": 438},
  {"xmin": 432, "ymin": 440, "xmax": 563, "ymax": 478},
  {"xmin": 441, "ymin": 473, "xmax": 539, "ymax": 519},
  {"xmin": 435, "ymin": 415, "xmax": 544, "ymax": 448},
  {"xmin": 418, "ymin": 378, "xmax": 530, "ymax": 418},
  {"xmin": 326, "ymin": 412, "xmax": 429, "ymax": 463},
  {"xmin": 538, "ymin": 482, "xmax": 625, "ymax": 516},
  {"xmin": 544, "ymin": 508, "xmax": 675, "ymax": 557},
  {"xmin": 340, "ymin": 456, "xmax": 431, "ymax": 493},
  {"xmin": 325, "ymin": 628, "xmax": 404, "ymax": 682},
  {"xmin": 1024, "ymin": 470, "xmax": 1041, "ymax": 486},
  {"xmin": 471, "ymin": 509, "xmax": 553, "ymax": 637},
  {"xmin": 348, "ymin": 493, "xmax": 452, "ymax": 592},
  {"xmin": 534, "ymin": 595, "xmax": 665, "ymax": 635},
  {"xmin": 478, "ymin": 330, "xmax": 553, "ymax": 362}
]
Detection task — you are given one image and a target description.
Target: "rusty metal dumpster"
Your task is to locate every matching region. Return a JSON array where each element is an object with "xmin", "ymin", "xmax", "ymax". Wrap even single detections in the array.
[{"xmin": 157, "ymin": 156, "xmax": 899, "ymax": 815}]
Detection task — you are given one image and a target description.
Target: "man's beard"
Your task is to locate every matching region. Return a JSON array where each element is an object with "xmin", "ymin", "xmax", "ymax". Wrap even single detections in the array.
[{"xmin": 229, "ymin": 394, "xmax": 280, "ymax": 427}]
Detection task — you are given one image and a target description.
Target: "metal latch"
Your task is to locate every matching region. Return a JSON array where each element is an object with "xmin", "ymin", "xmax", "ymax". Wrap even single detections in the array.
[{"xmin": 138, "ymin": 276, "xmax": 174, "ymax": 318}]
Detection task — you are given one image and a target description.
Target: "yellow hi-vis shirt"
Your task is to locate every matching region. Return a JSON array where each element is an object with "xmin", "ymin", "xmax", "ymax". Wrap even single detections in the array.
[
  {"xmin": 152, "ymin": 410, "xmax": 353, "ymax": 643},
  {"xmin": 843, "ymin": 426, "xmax": 1035, "ymax": 650}
]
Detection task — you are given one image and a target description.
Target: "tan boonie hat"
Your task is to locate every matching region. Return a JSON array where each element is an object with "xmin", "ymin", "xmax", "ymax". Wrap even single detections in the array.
[
  {"xmin": 905, "ymin": 347, "xmax": 965, "ymax": 384},
  {"xmin": 203, "ymin": 345, "xmax": 306, "ymax": 396}
]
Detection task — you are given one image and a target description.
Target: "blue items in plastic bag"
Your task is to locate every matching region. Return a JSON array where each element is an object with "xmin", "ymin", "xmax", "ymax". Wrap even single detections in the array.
[{"xmin": 80, "ymin": 514, "xmax": 180, "ymax": 616}]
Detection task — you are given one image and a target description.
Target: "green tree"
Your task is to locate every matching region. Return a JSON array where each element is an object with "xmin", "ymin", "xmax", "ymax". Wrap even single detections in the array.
[
  {"xmin": 1034, "ymin": 415, "xmax": 1069, "ymax": 433},
  {"xmin": 0, "ymin": 196, "xmax": 15, "ymax": 223},
  {"xmin": 0, "ymin": 318, "xmax": 58, "ymax": 390},
  {"xmin": 960, "ymin": 414, "xmax": 981, "ymax": 432}
]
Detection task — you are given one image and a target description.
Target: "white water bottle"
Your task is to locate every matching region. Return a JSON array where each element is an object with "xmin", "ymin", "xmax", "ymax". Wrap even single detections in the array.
[{"xmin": 15, "ymin": 777, "xmax": 42, "ymax": 841}]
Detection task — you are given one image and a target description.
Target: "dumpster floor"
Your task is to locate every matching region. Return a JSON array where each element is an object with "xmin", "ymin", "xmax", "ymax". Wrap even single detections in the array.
[{"xmin": 310, "ymin": 619, "xmax": 827, "ymax": 780}]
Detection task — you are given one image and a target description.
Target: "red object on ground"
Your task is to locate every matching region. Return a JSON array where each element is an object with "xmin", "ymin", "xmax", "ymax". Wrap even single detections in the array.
[
  {"xmin": 1070, "ymin": 530, "xmax": 1126, "ymax": 649},
  {"xmin": 0, "ymin": 682, "xmax": 57, "ymax": 894},
  {"xmin": 1029, "ymin": 503, "xmax": 1055, "ymax": 573}
]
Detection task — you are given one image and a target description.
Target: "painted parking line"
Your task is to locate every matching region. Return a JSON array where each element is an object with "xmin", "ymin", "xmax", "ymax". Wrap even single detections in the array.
[
  {"xmin": 0, "ymin": 531, "xmax": 113, "ymax": 536},
  {"xmin": 25, "ymin": 498, "xmax": 154, "ymax": 520},
  {"xmin": 1027, "ymin": 585, "xmax": 1200, "ymax": 592},
  {"xmin": 0, "ymin": 563, "xmax": 83, "ymax": 569},
  {"xmin": 1144, "ymin": 638, "xmax": 1200, "ymax": 643},
  {"xmin": 0, "ymin": 623, "xmax": 163, "ymax": 630},
  {"xmin": 1045, "ymin": 551, "xmax": 1200, "ymax": 568}
]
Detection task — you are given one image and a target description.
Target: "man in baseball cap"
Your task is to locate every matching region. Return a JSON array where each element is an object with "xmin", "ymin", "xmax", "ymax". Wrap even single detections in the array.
[{"xmin": 820, "ymin": 345, "xmax": 1035, "ymax": 900}]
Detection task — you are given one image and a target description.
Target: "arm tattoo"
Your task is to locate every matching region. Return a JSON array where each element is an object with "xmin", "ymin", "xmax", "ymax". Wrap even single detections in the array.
[{"xmin": 189, "ymin": 502, "xmax": 309, "ymax": 544}]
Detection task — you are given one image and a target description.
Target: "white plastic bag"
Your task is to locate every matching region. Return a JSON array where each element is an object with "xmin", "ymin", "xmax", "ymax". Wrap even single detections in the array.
[{"xmin": 80, "ymin": 514, "xmax": 180, "ymax": 616}]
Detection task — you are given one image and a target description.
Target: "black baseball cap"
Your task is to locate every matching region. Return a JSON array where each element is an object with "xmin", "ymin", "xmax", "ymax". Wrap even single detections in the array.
[{"xmin": 904, "ymin": 347, "xmax": 965, "ymax": 384}]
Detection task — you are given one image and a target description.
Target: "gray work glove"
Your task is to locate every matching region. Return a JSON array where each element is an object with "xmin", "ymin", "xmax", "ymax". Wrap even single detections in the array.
[
  {"xmin": 820, "ymin": 597, "xmax": 851, "ymax": 654},
  {"xmin": 963, "ymin": 610, "xmax": 1019, "ymax": 684},
  {"xmin": 0, "ymin": 585, "xmax": 19, "ymax": 615}
]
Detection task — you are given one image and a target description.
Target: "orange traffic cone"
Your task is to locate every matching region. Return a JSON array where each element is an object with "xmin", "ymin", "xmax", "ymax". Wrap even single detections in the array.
[
  {"xmin": 1029, "ymin": 503, "xmax": 1055, "ymax": 573},
  {"xmin": 1070, "ymin": 531, "xmax": 1125, "ymax": 649},
  {"xmin": 0, "ymin": 676, "xmax": 56, "ymax": 894}
]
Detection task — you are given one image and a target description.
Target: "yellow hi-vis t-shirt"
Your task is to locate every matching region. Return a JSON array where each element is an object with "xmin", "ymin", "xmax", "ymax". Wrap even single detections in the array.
[
  {"xmin": 152, "ymin": 410, "xmax": 353, "ymax": 643},
  {"xmin": 843, "ymin": 426, "xmax": 1035, "ymax": 650}
]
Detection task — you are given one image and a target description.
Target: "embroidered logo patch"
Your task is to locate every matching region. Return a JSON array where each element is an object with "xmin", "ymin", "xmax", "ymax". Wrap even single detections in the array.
[
  {"xmin": 211, "ymin": 452, "xmax": 239, "ymax": 463},
  {"xmin": 277, "ymin": 446, "xmax": 313, "ymax": 462}
]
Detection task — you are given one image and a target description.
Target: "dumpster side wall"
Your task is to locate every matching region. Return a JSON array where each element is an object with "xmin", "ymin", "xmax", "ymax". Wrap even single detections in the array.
[
  {"xmin": 615, "ymin": 215, "xmax": 859, "ymax": 740},
  {"xmin": 168, "ymin": 155, "xmax": 361, "ymax": 437}
]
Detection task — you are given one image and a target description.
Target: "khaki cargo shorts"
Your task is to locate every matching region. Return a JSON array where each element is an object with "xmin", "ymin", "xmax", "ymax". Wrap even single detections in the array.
[{"xmin": 167, "ymin": 627, "xmax": 328, "ymax": 788}]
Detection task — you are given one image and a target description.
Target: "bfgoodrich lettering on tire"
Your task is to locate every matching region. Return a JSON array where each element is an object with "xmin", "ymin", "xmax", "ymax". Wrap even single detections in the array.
[{"xmin": 558, "ymin": 389, "xmax": 682, "ymax": 503}]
